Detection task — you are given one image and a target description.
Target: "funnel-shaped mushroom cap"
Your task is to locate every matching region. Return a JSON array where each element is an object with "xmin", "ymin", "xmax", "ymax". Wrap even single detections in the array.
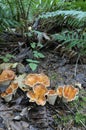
[
  {"xmin": 1, "ymin": 92, "xmax": 7, "ymax": 98},
  {"xmin": 5, "ymin": 87, "xmax": 13, "ymax": 95},
  {"xmin": 10, "ymin": 82, "xmax": 18, "ymax": 90},
  {"xmin": 26, "ymin": 84, "xmax": 48, "ymax": 106},
  {"xmin": 0, "ymin": 69, "xmax": 15, "ymax": 83},
  {"xmin": 24, "ymin": 73, "xmax": 50, "ymax": 87},
  {"xmin": 56, "ymin": 86, "xmax": 63, "ymax": 97},
  {"xmin": 9, "ymin": 82, "xmax": 18, "ymax": 95},
  {"xmin": 1, "ymin": 82, "xmax": 18, "ymax": 102},
  {"xmin": 1, "ymin": 87, "xmax": 13, "ymax": 98},
  {"xmin": 33, "ymin": 84, "xmax": 48, "ymax": 97},
  {"xmin": 27, "ymin": 91, "xmax": 36, "ymax": 102},
  {"xmin": 63, "ymin": 85, "xmax": 79, "ymax": 101},
  {"xmin": 1, "ymin": 87, "xmax": 13, "ymax": 102},
  {"xmin": 36, "ymin": 96, "xmax": 46, "ymax": 106},
  {"xmin": 48, "ymin": 90, "xmax": 56, "ymax": 95}
]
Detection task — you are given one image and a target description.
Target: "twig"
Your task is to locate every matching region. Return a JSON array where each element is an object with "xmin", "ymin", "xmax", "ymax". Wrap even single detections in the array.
[
  {"xmin": 0, "ymin": 109, "xmax": 13, "ymax": 112},
  {"xmin": 74, "ymin": 54, "xmax": 80, "ymax": 77},
  {"xmin": 0, "ymin": 107, "xmax": 21, "ymax": 112},
  {"xmin": 79, "ymin": 120, "xmax": 86, "ymax": 129}
]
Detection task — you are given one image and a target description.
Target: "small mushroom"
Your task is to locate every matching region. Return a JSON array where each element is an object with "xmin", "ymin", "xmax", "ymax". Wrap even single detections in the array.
[
  {"xmin": 27, "ymin": 91, "xmax": 36, "ymax": 102},
  {"xmin": 26, "ymin": 84, "xmax": 48, "ymax": 106},
  {"xmin": 47, "ymin": 90, "xmax": 57, "ymax": 105},
  {"xmin": 0, "ymin": 69, "xmax": 15, "ymax": 85},
  {"xmin": 24, "ymin": 73, "xmax": 50, "ymax": 87},
  {"xmin": 1, "ymin": 82, "xmax": 18, "ymax": 102},
  {"xmin": 33, "ymin": 84, "xmax": 48, "ymax": 106},
  {"xmin": 9, "ymin": 82, "xmax": 18, "ymax": 95},
  {"xmin": 63, "ymin": 85, "xmax": 79, "ymax": 102},
  {"xmin": 36, "ymin": 96, "xmax": 46, "ymax": 106},
  {"xmin": 56, "ymin": 86, "xmax": 63, "ymax": 97},
  {"xmin": 1, "ymin": 87, "xmax": 13, "ymax": 102},
  {"xmin": 33, "ymin": 84, "xmax": 48, "ymax": 97}
]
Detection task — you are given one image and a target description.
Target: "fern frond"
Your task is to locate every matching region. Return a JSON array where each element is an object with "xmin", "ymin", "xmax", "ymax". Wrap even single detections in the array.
[
  {"xmin": 38, "ymin": 10, "xmax": 86, "ymax": 31},
  {"xmin": 52, "ymin": 31, "xmax": 86, "ymax": 56}
]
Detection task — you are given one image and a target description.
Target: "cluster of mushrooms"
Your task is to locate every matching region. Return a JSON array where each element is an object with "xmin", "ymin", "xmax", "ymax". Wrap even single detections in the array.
[{"xmin": 0, "ymin": 69, "xmax": 79, "ymax": 106}]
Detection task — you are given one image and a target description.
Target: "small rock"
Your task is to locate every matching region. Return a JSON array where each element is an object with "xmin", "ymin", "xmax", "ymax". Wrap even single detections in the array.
[
  {"xmin": 13, "ymin": 116, "xmax": 21, "ymax": 121},
  {"xmin": 16, "ymin": 63, "xmax": 25, "ymax": 74}
]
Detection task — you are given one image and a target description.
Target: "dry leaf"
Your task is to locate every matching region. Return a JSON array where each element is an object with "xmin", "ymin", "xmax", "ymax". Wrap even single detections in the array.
[{"xmin": 14, "ymin": 74, "xmax": 28, "ymax": 91}]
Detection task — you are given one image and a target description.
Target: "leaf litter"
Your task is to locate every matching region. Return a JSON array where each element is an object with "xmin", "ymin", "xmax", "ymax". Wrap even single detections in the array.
[{"xmin": 0, "ymin": 51, "xmax": 86, "ymax": 130}]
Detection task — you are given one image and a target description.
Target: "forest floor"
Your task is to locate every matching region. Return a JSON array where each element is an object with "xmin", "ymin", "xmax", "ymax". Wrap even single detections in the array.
[{"xmin": 0, "ymin": 33, "xmax": 86, "ymax": 130}]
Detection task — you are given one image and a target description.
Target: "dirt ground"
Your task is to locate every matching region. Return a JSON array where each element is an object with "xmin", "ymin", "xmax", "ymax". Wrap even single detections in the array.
[
  {"xmin": 0, "ymin": 50, "xmax": 86, "ymax": 130},
  {"xmin": 0, "ymin": 33, "xmax": 86, "ymax": 130}
]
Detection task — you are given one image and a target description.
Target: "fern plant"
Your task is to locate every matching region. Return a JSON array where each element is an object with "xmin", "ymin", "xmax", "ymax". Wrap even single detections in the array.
[
  {"xmin": 37, "ymin": 10, "xmax": 86, "ymax": 31},
  {"xmin": 0, "ymin": 0, "xmax": 18, "ymax": 31},
  {"xmin": 0, "ymin": 0, "xmax": 61, "ymax": 33},
  {"xmin": 52, "ymin": 30, "xmax": 86, "ymax": 56},
  {"xmin": 0, "ymin": 0, "xmax": 39, "ymax": 34},
  {"xmin": 53, "ymin": 1, "xmax": 86, "ymax": 11}
]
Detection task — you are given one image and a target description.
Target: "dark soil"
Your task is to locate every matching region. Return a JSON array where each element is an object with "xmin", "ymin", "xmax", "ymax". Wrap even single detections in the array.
[{"xmin": 0, "ymin": 33, "xmax": 86, "ymax": 130}]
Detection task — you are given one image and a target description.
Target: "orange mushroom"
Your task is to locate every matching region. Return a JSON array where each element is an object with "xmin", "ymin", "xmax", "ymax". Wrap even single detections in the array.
[
  {"xmin": 10, "ymin": 82, "xmax": 18, "ymax": 89},
  {"xmin": 26, "ymin": 84, "xmax": 48, "ymax": 106},
  {"xmin": 33, "ymin": 84, "xmax": 48, "ymax": 106},
  {"xmin": 27, "ymin": 92, "xmax": 46, "ymax": 106},
  {"xmin": 56, "ymin": 86, "xmax": 63, "ymax": 97},
  {"xmin": 48, "ymin": 90, "xmax": 56, "ymax": 95},
  {"xmin": 9, "ymin": 82, "xmax": 18, "ymax": 94},
  {"xmin": 0, "ymin": 69, "xmax": 15, "ymax": 84},
  {"xmin": 27, "ymin": 91, "xmax": 36, "ymax": 102},
  {"xmin": 63, "ymin": 85, "xmax": 79, "ymax": 102},
  {"xmin": 24, "ymin": 73, "xmax": 50, "ymax": 87},
  {"xmin": 1, "ymin": 87, "xmax": 13, "ymax": 102},
  {"xmin": 36, "ymin": 96, "xmax": 46, "ymax": 106},
  {"xmin": 33, "ymin": 84, "xmax": 48, "ymax": 97},
  {"xmin": 5, "ymin": 87, "xmax": 13, "ymax": 94},
  {"xmin": 1, "ymin": 82, "xmax": 18, "ymax": 102},
  {"xmin": 1, "ymin": 92, "xmax": 7, "ymax": 98}
]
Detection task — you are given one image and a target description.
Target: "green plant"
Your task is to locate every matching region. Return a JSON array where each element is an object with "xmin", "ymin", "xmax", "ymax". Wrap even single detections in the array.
[
  {"xmin": 33, "ymin": 51, "xmax": 45, "ymax": 58},
  {"xmin": 54, "ymin": 88, "xmax": 86, "ymax": 128},
  {"xmin": 30, "ymin": 42, "xmax": 43, "ymax": 50},
  {"xmin": 26, "ymin": 59, "xmax": 40, "ymax": 71},
  {"xmin": 38, "ymin": 10, "xmax": 86, "ymax": 31},
  {"xmin": 0, "ymin": 0, "xmax": 61, "ymax": 33},
  {"xmin": 54, "ymin": 114, "xmax": 73, "ymax": 126},
  {"xmin": 52, "ymin": 30, "xmax": 86, "ymax": 56},
  {"xmin": 26, "ymin": 42, "xmax": 45, "ymax": 71},
  {"xmin": 75, "ymin": 112, "xmax": 86, "ymax": 125},
  {"xmin": 70, "ymin": 89, "xmax": 86, "ymax": 128},
  {"xmin": 0, "ymin": 0, "xmax": 18, "ymax": 31},
  {"xmin": 0, "ymin": 0, "xmax": 38, "ymax": 33},
  {"xmin": 53, "ymin": 1, "xmax": 86, "ymax": 11},
  {"xmin": 0, "ymin": 54, "xmax": 14, "ymax": 62}
]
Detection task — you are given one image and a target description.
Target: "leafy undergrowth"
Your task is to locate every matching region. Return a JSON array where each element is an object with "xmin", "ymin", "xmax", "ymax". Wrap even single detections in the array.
[
  {"xmin": 53, "ymin": 89, "xmax": 86, "ymax": 130},
  {"xmin": 0, "ymin": 34, "xmax": 86, "ymax": 130}
]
